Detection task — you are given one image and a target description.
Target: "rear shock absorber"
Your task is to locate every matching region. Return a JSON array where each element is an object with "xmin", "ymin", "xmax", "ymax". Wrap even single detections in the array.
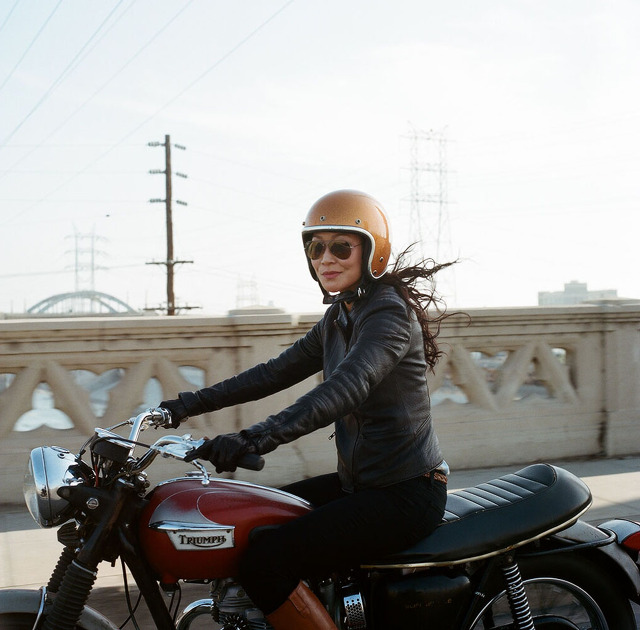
[{"xmin": 502, "ymin": 558, "xmax": 535, "ymax": 630}]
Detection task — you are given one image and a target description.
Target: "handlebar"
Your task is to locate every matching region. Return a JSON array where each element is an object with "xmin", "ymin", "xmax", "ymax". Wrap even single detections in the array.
[
  {"xmin": 234, "ymin": 453, "xmax": 265, "ymax": 471},
  {"xmin": 101, "ymin": 408, "xmax": 266, "ymax": 477}
]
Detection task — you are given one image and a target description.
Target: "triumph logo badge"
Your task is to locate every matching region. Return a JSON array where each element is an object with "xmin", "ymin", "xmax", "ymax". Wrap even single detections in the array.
[
  {"xmin": 175, "ymin": 532, "xmax": 232, "ymax": 549},
  {"xmin": 151, "ymin": 520, "xmax": 236, "ymax": 551},
  {"xmin": 165, "ymin": 528, "xmax": 235, "ymax": 550}
]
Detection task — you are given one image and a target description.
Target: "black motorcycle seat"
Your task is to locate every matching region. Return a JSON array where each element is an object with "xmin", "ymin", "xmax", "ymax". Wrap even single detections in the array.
[{"xmin": 363, "ymin": 463, "xmax": 592, "ymax": 568}]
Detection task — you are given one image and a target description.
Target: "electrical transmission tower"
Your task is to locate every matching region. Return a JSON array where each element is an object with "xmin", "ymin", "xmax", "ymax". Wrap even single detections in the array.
[
  {"xmin": 404, "ymin": 124, "xmax": 456, "ymax": 302},
  {"xmin": 236, "ymin": 276, "xmax": 260, "ymax": 309},
  {"xmin": 405, "ymin": 125, "xmax": 451, "ymax": 261},
  {"xmin": 148, "ymin": 134, "xmax": 195, "ymax": 315},
  {"xmin": 66, "ymin": 231, "xmax": 107, "ymax": 293}
]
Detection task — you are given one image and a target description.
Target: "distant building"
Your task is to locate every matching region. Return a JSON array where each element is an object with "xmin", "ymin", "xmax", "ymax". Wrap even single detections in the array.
[{"xmin": 538, "ymin": 281, "xmax": 617, "ymax": 306}]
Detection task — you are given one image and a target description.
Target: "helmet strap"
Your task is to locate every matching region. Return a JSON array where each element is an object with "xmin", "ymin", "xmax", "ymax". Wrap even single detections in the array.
[{"xmin": 322, "ymin": 281, "xmax": 371, "ymax": 305}]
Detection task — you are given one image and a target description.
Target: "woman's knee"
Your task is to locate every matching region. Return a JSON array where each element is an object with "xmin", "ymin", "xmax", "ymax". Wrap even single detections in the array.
[
  {"xmin": 239, "ymin": 528, "xmax": 298, "ymax": 614},
  {"xmin": 239, "ymin": 527, "xmax": 293, "ymax": 584}
]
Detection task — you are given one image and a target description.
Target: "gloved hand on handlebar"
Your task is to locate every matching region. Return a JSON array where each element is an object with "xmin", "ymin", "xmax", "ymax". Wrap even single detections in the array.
[
  {"xmin": 158, "ymin": 398, "xmax": 188, "ymax": 428},
  {"xmin": 184, "ymin": 432, "xmax": 258, "ymax": 473}
]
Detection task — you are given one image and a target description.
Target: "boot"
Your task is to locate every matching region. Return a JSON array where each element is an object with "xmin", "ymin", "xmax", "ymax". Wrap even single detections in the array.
[{"xmin": 266, "ymin": 581, "xmax": 337, "ymax": 630}]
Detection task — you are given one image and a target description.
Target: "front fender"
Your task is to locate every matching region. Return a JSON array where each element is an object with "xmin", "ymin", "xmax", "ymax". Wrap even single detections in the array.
[
  {"xmin": 0, "ymin": 588, "xmax": 118, "ymax": 630},
  {"xmin": 555, "ymin": 519, "xmax": 640, "ymax": 601}
]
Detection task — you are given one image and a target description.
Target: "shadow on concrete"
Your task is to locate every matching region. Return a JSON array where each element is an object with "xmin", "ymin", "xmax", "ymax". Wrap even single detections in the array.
[{"xmin": 87, "ymin": 582, "xmax": 212, "ymax": 628}]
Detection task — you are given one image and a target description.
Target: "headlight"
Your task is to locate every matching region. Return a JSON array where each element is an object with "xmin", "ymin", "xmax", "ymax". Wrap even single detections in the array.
[{"xmin": 23, "ymin": 446, "xmax": 84, "ymax": 527}]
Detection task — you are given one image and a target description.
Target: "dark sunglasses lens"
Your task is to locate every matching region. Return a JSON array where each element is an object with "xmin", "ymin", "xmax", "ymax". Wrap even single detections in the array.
[
  {"xmin": 306, "ymin": 241, "xmax": 325, "ymax": 260},
  {"xmin": 329, "ymin": 242, "xmax": 353, "ymax": 260}
]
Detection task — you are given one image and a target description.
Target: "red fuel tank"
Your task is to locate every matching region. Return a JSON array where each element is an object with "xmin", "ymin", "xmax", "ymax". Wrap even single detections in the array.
[{"xmin": 138, "ymin": 477, "xmax": 312, "ymax": 583}]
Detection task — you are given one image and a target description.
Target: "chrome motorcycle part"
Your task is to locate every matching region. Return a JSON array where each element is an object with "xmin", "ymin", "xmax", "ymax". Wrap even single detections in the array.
[
  {"xmin": 34, "ymin": 586, "xmax": 46, "ymax": 628},
  {"xmin": 86, "ymin": 497, "xmax": 100, "ymax": 510},
  {"xmin": 501, "ymin": 560, "xmax": 534, "ymax": 630},
  {"xmin": 341, "ymin": 585, "xmax": 366, "ymax": 629},
  {"xmin": 175, "ymin": 598, "xmax": 215, "ymax": 630},
  {"xmin": 177, "ymin": 579, "xmax": 271, "ymax": 630},
  {"xmin": 150, "ymin": 520, "xmax": 235, "ymax": 551},
  {"xmin": 23, "ymin": 446, "xmax": 84, "ymax": 527}
]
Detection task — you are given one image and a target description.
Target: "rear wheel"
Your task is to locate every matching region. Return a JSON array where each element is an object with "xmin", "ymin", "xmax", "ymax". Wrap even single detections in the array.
[{"xmin": 468, "ymin": 554, "xmax": 635, "ymax": 629}]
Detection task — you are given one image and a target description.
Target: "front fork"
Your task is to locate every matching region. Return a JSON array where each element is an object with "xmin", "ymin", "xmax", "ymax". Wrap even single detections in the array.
[
  {"xmin": 37, "ymin": 484, "xmax": 133, "ymax": 630},
  {"xmin": 41, "ymin": 556, "xmax": 99, "ymax": 630}
]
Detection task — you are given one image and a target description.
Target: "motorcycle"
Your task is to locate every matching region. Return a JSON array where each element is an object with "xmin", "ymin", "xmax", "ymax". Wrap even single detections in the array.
[{"xmin": 1, "ymin": 407, "xmax": 640, "ymax": 629}]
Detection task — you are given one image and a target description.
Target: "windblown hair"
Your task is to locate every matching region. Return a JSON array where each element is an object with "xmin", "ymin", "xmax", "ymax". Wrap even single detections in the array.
[{"xmin": 378, "ymin": 246, "xmax": 457, "ymax": 370}]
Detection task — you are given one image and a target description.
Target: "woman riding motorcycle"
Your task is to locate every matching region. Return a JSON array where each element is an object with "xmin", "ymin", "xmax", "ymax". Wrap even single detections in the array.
[{"xmin": 160, "ymin": 189, "xmax": 453, "ymax": 630}]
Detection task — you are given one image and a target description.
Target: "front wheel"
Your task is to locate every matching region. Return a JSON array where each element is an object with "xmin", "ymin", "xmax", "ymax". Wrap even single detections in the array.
[
  {"xmin": 0, "ymin": 613, "xmax": 91, "ymax": 629},
  {"xmin": 468, "ymin": 554, "xmax": 636, "ymax": 629},
  {"xmin": 0, "ymin": 590, "xmax": 117, "ymax": 630}
]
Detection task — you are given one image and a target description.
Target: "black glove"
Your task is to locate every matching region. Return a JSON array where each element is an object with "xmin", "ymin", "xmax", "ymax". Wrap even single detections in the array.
[
  {"xmin": 184, "ymin": 432, "xmax": 257, "ymax": 473},
  {"xmin": 158, "ymin": 398, "xmax": 189, "ymax": 428}
]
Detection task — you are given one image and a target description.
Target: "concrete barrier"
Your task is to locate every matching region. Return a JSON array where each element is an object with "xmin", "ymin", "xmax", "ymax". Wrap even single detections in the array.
[{"xmin": 1, "ymin": 303, "xmax": 639, "ymax": 504}]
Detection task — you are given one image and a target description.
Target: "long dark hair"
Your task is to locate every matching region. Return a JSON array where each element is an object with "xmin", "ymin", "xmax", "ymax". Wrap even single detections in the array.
[{"xmin": 378, "ymin": 246, "xmax": 456, "ymax": 370}]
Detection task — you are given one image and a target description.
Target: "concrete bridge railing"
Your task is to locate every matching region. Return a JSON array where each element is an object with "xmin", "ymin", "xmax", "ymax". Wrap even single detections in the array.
[{"xmin": 1, "ymin": 303, "xmax": 639, "ymax": 505}]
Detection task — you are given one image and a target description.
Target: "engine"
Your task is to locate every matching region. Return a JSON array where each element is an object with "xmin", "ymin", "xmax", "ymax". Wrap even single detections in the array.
[
  {"xmin": 177, "ymin": 578, "xmax": 271, "ymax": 629},
  {"xmin": 210, "ymin": 579, "xmax": 271, "ymax": 629},
  {"xmin": 178, "ymin": 577, "xmax": 357, "ymax": 630}
]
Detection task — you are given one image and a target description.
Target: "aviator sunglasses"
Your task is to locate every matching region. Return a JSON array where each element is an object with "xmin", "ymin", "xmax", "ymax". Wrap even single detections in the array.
[{"xmin": 305, "ymin": 239, "xmax": 361, "ymax": 261}]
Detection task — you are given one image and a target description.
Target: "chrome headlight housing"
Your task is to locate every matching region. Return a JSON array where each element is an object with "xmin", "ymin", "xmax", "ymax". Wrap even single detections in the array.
[{"xmin": 23, "ymin": 446, "xmax": 85, "ymax": 528}]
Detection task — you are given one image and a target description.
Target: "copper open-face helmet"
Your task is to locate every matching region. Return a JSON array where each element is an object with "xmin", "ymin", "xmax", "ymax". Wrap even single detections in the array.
[{"xmin": 301, "ymin": 190, "xmax": 392, "ymax": 289}]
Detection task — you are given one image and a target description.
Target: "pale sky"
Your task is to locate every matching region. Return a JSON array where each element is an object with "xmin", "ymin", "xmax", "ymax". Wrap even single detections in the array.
[{"xmin": 1, "ymin": 0, "xmax": 638, "ymax": 315}]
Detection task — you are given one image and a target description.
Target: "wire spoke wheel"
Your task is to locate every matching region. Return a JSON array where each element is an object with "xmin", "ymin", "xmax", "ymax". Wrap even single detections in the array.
[
  {"xmin": 467, "ymin": 554, "xmax": 635, "ymax": 630},
  {"xmin": 470, "ymin": 577, "xmax": 606, "ymax": 629}
]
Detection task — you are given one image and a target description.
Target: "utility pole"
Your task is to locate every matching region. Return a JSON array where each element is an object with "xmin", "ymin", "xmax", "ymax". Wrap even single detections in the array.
[{"xmin": 148, "ymin": 134, "xmax": 192, "ymax": 315}]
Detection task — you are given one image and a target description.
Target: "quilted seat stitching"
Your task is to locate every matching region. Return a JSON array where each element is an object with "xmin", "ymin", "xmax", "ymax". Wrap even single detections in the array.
[{"xmin": 442, "ymin": 470, "xmax": 555, "ymax": 523}]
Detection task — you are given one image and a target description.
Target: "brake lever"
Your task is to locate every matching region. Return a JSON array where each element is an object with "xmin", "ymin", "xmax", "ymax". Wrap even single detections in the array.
[{"xmin": 151, "ymin": 436, "xmax": 211, "ymax": 485}]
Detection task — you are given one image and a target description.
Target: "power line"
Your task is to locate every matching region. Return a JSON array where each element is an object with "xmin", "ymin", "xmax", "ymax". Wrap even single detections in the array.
[
  {"xmin": 0, "ymin": 0, "xmax": 20, "ymax": 38},
  {"xmin": 0, "ymin": 262, "xmax": 147, "ymax": 280},
  {"xmin": 0, "ymin": 0, "xmax": 63, "ymax": 95},
  {"xmin": 0, "ymin": 0, "xmax": 295, "ymax": 227},
  {"xmin": 157, "ymin": 0, "xmax": 296, "ymax": 116},
  {"xmin": 53, "ymin": 0, "xmax": 139, "ymax": 85},
  {"xmin": 1, "ymin": 0, "xmax": 127, "ymax": 145},
  {"xmin": 0, "ymin": 0, "xmax": 193, "ymax": 184},
  {"xmin": 85, "ymin": 0, "xmax": 297, "ymax": 152}
]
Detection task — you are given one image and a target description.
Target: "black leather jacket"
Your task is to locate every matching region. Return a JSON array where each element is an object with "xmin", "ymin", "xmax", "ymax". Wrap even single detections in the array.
[{"xmin": 180, "ymin": 283, "xmax": 443, "ymax": 492}]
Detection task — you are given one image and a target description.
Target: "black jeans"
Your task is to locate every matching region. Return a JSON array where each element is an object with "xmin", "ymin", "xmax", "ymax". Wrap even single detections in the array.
[{"xmin": 238, "ymin": 472, "xmax": 447, "ymax": 615}]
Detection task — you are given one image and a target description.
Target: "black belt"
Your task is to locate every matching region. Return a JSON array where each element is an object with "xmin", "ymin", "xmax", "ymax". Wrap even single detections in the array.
[{"xmin": 425, "ymin": 470, "xmax": 448, "ymax": 484}]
